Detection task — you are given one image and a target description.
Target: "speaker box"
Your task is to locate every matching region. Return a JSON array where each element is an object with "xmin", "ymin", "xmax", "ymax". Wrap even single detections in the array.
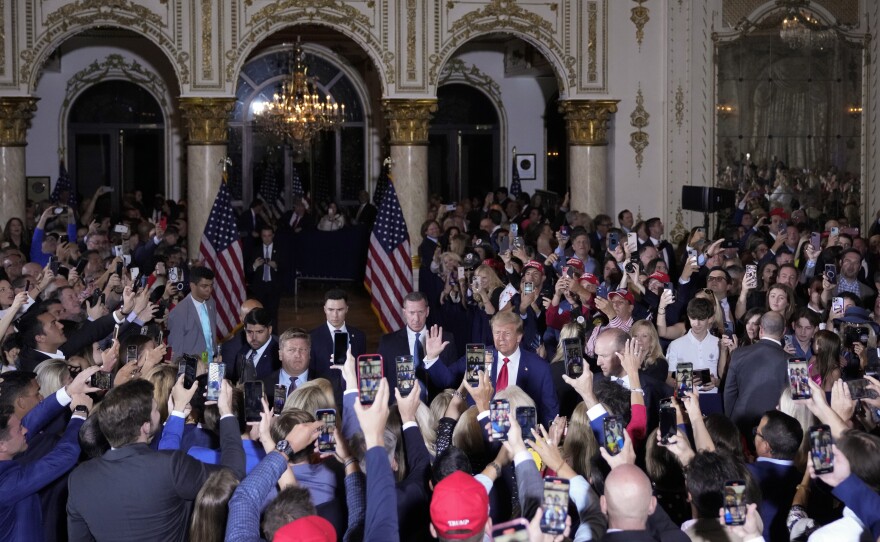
[{"xmin": 681, "ymin": 185, "xmax": 736, "ymax": 213}]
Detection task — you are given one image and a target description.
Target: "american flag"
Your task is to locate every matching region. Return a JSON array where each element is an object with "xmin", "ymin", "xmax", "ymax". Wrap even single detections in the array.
[
  {"xmin": 50, "ymin": 161, "xmax": 77, "ymax": 208},
  {"xmin": 259, "ymin": 161, "xmax": 284, "ymax": 222},
  {"xmin": 364, "ymin": 166, "xmax": 412, "ymax": 332},
  {"xmin": 373, "ymin": 161, "xmax": 390, "ymax": 207},
  {"xmin": 510, "ymin": 153, "xmax": 522, "ymax": 197},
  {"xmin": 199, "ymin": 177, "xmax": 246, "ymax": 341}
]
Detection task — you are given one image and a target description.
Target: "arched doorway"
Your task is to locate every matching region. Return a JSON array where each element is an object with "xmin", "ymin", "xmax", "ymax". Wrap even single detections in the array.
[
  {"xmin": 429, "ymin": 84, "xmax": 500, "ymax": 202},
  {"xmin": 67, "ymin": 80, "xmax": 164, "ymax": 213}
]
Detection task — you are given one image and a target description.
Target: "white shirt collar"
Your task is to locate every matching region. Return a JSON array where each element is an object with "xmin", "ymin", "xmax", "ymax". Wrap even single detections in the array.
[
  {"xmin": 280, "ymin": 367, "xmax": 308, "ymax": 388},
  {"xmin": 35, "ymin": 349, "xmax": 65, "ymax": 359},
  {"xmin": 756, "ymin": 457, "xmax": 795, "ymax": 467},
  {"xmin": 326, "ymin": 321, "xmax": 348, "ymax": 335}
]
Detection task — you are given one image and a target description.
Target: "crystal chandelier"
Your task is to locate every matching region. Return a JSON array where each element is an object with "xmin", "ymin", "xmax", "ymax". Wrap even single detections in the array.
[
  {"xmin": 252, "ymin": 39, "xmax": 345, "ymax": 150},
  {"xmin": 780, "ymin": 9, "xmax": 837, "ymax": 51}
]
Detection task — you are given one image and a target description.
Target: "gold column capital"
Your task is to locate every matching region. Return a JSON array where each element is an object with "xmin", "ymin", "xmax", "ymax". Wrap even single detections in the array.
[
  {"xmin": 559, "ymin": 99, "xmax": 620, "ymax": 146},
  {"xmin": 382, "ymin": 99, "xmax": 438, "ymax": 145},
  {"xmin": 179, "ymin": 97, "xmax": 235, "ymax": 145},
  {"xmin": 0, "ymin": 97, "xmax": 38, "ymax": 146}
]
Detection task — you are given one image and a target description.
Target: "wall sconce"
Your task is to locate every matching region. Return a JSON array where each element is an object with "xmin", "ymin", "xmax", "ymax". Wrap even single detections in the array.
[
  {"xmin": 716, "ymin": 104, "xmax": 735, "ymax": 119},
  {"xmin": 847, "ymin": 105, "xmax": 862, "ymax": 118}
]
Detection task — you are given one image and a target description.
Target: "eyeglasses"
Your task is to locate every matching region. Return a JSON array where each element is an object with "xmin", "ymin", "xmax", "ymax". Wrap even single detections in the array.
[
  {"xmin": 707, "ymin": 275, "xmax": 727, "ymax": 282},
  {"xmin": 752, "ymin": 427, "xmax": 764, "ymax": 440}
]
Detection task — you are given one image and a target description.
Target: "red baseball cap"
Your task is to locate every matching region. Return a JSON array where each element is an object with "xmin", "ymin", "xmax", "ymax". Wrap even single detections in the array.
[
  {"xmin": 608, "ymin": 289, "xmax": 635, "ymax": 304},
  {"xmin": 579, "ymin": 272, "xmax": 600, "ymax": 286},
  {"xmin": 565, "ymin": 258, "xmax": 585, "ymax": 272},
  {"xmin": 523, "ymin": 260, "xmax": 544, "ymax": 274},
  {"xmin": 273, "ymin": 516, "xmax": 336, "ymax": 542},
  {"xmin": 647, "ymin": 271, "xmax": 670, "ymax": 284},
  {"xmin": 430, "ymin": 471, "xmax": 489, "ymax": 539},
  {"xmin": 769, "ymin": 207, "xmax": 789, "ymax": 220}
]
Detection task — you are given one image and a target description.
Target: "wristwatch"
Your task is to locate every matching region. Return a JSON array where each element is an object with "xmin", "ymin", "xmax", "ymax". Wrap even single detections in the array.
[
  {"xmin": 73, "ymin": 404, "xmax": 89, "ymax": 417},
  {"xmin": 275, "ymin": 439, "xmax": 294, "ymax": 460}
]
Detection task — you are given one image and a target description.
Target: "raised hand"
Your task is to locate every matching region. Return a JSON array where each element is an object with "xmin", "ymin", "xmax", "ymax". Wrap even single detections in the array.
[{"xmin": 424, "ymin": 324, "xmax": 450, "ymax": 359}]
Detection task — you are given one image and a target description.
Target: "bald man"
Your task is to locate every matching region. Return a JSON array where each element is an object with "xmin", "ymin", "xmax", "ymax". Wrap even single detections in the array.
[
  {"xmin": 219, "ymin": 298, "xmax": 264, "ymax": 363},
  {"xmin": 600, "ymin": 465, "xmax": 656, "ymax": 541}
]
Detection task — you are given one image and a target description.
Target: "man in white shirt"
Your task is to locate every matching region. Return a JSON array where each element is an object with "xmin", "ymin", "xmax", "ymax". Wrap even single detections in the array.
[{"xmin": 666, "ymin": 297, "xmax": 720, "ymax": 391}]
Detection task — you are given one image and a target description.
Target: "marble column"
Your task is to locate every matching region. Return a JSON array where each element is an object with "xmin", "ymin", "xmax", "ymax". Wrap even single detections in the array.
[
  {"xmin": 559, "ymin": 100, "xmax": 619, "ymax": 218},
  {"xmin": 0, "ymin": 97, "xmax": 38, "ymax": 225},
  {"xmin": 382, "ymin": 99, "xmax": 437, "ymax": 272},
  {"xmin": 179, "ymin": 97, "xmax": 235, "ymax": 257}
]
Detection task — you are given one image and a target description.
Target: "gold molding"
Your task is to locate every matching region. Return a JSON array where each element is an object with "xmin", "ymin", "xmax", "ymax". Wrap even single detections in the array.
[
  {"xmin": 406, "ymin": 0, "xmax": 416, "ymax": 80},
  {"xmin": 674, "ymin": 84, "xmax": 685, "ymax": 129},
  {"xmin": 383, "ymin": 99, "xmax": 438, "ymax": 146},
  {"xmin": 587, "ymin": 2, "xmax": 598, "ymax": 82},
  {"xmin": 631, "ymin": 2, "xmax": 649, "ymax": 50},
  {"xmin": 0, "ymin": 97, "xmax": 38, "ymax": 146},
  {"xmin": 559, "ymin": 100, "xmax": 619, "ymax": 146},
  {"xmin": 629, "ymin": 86, "xmax": 649, "ymax": 173},
  {"xmin": 670, "ymin": 207, "xmax": 688, "ymax": 245},
  {"xmin": 179, "ymin": 98, "xmax": 234, "ymax": 145},
  {"xmin": 201, "ymin": 0, "xmax": 212, "ymax": 79}
]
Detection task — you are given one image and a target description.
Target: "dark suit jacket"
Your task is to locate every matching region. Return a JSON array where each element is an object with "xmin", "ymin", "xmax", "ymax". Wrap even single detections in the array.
[
  {"xmin": 230, "ymin": 338, "xmax": 281, "ymax": 384},
  {"xmin": 601, "ymin": 531, "xmax": 656, "ymax": 542},
  {"xmin": 261, "ymin": 368, "xmax": 329, "ymax": 406},
  {"xmin": 18, "ymin": 313, "xmax": 126, "ymax": 373},
  {"xmin": 427, "ymin": 348, "xmax": 559, "ymax": 426},
  {"xmin": 723, "ymin": 338, "xmax": 789, "ymax": 437},
  {"xmin": 593, "ymin": 371, "xmax": 671, "ymax": 432},
  {"xmin": 246, "ymin": 241, "xmax": 282, "ymax": 286},
  {"xmin": 378, "ymin": 328, "xmax": 457, "ymax": 402},
  {"xmin": 309, "ymin": 324, "xmax": 367, "ymax": 368},
  {"xmin": 353, "ymin": 202, "xmax": 377, "ymax": 227},
  {"xmin": 747, "ymin": 459, "xmax": 801, "ymax": 541},
  {"xmin": 67, "ymin": 417, "xmax": 245, "ymax": 542}
]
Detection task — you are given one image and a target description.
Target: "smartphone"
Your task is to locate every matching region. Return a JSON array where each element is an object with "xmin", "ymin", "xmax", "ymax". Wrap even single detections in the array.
[
  {"xmin": 832, "ymin": 297, "xmax": 844, "ymax": 314},
  {"xmin": 206, "ymin": 361, "xmax": 224, "ymax": 401},
  {"xmin": 168, "ymin": 267, "xmax": 180, "ymax": 283},
  {"xmin": 663, "ymin": 281, "xmax": 674, "ymax": 295},
  {"xmin": 627, "ymin": 232, "xmax": 638, "ymax": 249},
  {"xmin": 540, "ymin": 477, "xmax": 570, "ymax": 534},
  {"xmin": 457, "ymin": 266, "xmax": 465, "ymax": 280},
  {"xmin": 723, "ymin": 480, "xmax": 748, "ymax": 526},
  {"xmin": 783, "ymin": 335, "xmax": 793, "ymax": 351},
  {"xmin": 562, "ymin": 338, "xmax": 584, "ymax": 378},
  {"xmin": 491, "ymin": 518, "xmax": 529, "ymax": 542},
  {"xmin": 357, "ymin": 354, "xmax": 383, "ymax": 406},
  {"xmin": 499, "ymin": 236, "xmax": 510, "ymax": 254},
  {"xmin": 523, "ymin": 281, "xmax": 534, "ymax": 294},
  {"xmin": 788, "ymin": 358, "xmax": 811, "ymax": 400},
  {"xmin": 244, "ymin": 381, "xmax": 264, "ymax": 423},
  {"xmin": 113, "ymin": 324, "xmax": 120, "ymax": 341},
  {"xmin": 273, "ymin": 384, "xmax": 287, "ymax": 415},
  {"xmin": 512, "ymin": 236, "xmax": 523, "ymax": 250},
  {"xmin": 607, "ymin": 232, "xmax": 619, "ymax": 252},
  {"xmin": 489, "ymin": 399, "xmax": 511, "ymax": 441},
  {"xmin": 810, "ymin": 232, "xmax": 821, "ymax": 251},
  {"xmin": 113, "ymin": 224, "xmax": 129, "ymax": 235},
  {"xmin": 158, "ymin": 216, "xmax": 167, "ymax": 230},
  {"xmin": 809, "ymin": 424, "xmax": 834, "ymax": 474},
  {"xmin": 675, "ymin": 362, "xmax": 694, "ymax": 397},
  {"xmin": 847, "ymin": 378, "xmax": 879, "ymax": 400},
  {"xmin": 695, "ymin": 368, "xmax": 712, "ymax": 387},
  {"xmin": 466, "ymin": 343, "xmax": 485, "ymax": 385},
  {"xmin": 510, "ymin": 223, "xmax": 519, "ymax": 238},
  {"xmin": 115, "ymin": 261, "xmax": 123, "ymax": 277},
  {"xmin": 396, "ymin": 355, "xmax": 415, "ymax": 397},
  {"xmin": 660, "ymin": 405, "xmax": 677, "ymax": 444},
  {"xmin": 180, "ymin": 355, "xmax": 198, "ymax": 389},
  {"xmin": 825, "ymin": 264, "xmax": 837, "ymax": 284},
  {"xmin": 49, "ymin": 256, "xmax": 60, "ymax": 275},
  {"xmin": 603, "ymin": 416, "xmax": 625, "ymax": 456},
  {"xmin": 125, "ymin": 345, "xmax": 138, "ymax": 364},
  {"xmin": 516, "ymin": 406, "xmax": 537, "ymax": 445},
  {"xmin": 59, "ymin": 234, "xmax": 69, "ymax": 244},
  {"xmin": 164, "ymin": 345, "xmax": 174, "ymax": 363},
  {"xmin": 778, "ymin": 221, "xmax": 787, "ymax": 234},
  {"xmin": 136, "ymin": 273, "xmax": 148, "ymax": 291},
  {"xmin": 52, "ymin": 206, "xmax": 64, "ymax": 215},
  {"xmin": 317, "ymin": 408, "xmax": 337, "ymax": 452},
  {"xmin": 830, "ymin": 226, "xmax": 840, "ymax": 237},
  {"xmin": 76, "ymin": 257, "xmax": 88, "ymax": 275},
  {"xmin": 333, "ymin": 331, "xmax": 348, "ymax": 365},
  {"xmin": 89, "ymin": 370, "xmax": 112, "ymax": 390},
  {"xmin": 745, "ymin": 264, "xmax": 757, "ymax": 283}
]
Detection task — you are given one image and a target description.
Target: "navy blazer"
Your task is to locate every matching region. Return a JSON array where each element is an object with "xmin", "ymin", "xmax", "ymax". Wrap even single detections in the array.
[
  {"xmin": 747, "ymin": 459, "xmax": 801, "ymax": 541},
  {"xmin": 427, "ymin": 347, "xmax": 559, "ymax": 426},
  {"xmin": 230, "ymin": 338, "xmax": 281, "ymax": 384},
  {"xmin": 378, "ymin": 327, "xmax": 457, "ymax": 402}
]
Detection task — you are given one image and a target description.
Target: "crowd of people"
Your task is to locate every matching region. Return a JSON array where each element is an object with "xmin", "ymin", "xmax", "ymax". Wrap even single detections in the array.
[{"xmin": 2, "ymin": 171, "xmax": 880, "ymax": 542}]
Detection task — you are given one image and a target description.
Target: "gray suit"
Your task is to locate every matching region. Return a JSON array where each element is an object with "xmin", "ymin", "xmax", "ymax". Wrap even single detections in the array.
[
  {"xmin": 723, "ymin": 338, "xmax": 789, "ymax": 436},
  {"xmin": 167, "ymin": 294, "xmax": 218, "ymax": 359}
]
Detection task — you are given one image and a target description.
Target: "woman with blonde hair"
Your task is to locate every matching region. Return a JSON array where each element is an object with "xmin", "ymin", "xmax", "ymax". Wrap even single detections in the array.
[
  {"xmin": 778, "ymin": 387, "xmax": 816, "ymax": 471},
  {"xmin": 629, "ymin": 320, "xmax": 668, "ymax": 383},
  {"xmin": 493, "ymin": 385, "xmax": 536, "ymax": 411},
  {"xmin": 284, "ymin": 378, "xmax": 335, "ymax": 413},
  {"xmin": 657, "ymin": 287, "xmax": 725, "ymax": 340},
  {"xmin": 562, "ymin": 402, "xmax": 598, "ymax": 480},
  {"xmin": 34, "ymin": 359, "xmax": 71, "ymax": 397},
  {"xmin": 144, "ymin": 364, "xmax": 178, "ymax": 424},
  {"xmin": 471, "ymin": 263, "xmax": 505, "ymax": 315},
  {"xmin": 452, "ymin": 406, "xmax": 486, "ymax": 460}
]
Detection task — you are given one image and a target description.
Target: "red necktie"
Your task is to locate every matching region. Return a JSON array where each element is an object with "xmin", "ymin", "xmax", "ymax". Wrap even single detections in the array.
[{"xmin": 496, "ymin": 357, "xmax": 510, "ymax": 392}]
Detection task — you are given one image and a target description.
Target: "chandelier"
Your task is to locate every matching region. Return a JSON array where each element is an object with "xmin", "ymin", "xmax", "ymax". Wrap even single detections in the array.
[
  {"xmin": 779, "ymin": 9, "xmax": 837, "ymax": 51},
  {"xmin": 252, "ymin": 39, "xmax": 345, "ymax": 150}
]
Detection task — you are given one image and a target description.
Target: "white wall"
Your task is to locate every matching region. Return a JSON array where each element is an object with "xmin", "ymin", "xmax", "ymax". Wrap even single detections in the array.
[{"xmin": 27, "ymin": 35, "xmax": 183, "ymax": 199}]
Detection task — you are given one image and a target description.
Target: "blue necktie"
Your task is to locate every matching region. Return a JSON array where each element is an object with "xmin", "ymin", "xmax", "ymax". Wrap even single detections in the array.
[
  {"xmin": 196, "ymin": 301, "xmax": 214, "ymax": 360},
  {"xmin": 413, "ymin": 332, "xmax": 422, "ymax": 369}
]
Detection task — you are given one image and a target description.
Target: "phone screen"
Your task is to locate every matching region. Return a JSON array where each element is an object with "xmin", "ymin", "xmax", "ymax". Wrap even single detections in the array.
[
  {"xmin": 847, "ymin": 378, "xmax": 879, "ymax": 400},
  {"xmin": 723, "ymin": 480, "xmax": 747, "ymax": 526},
  {"xmin": 466, "ymin": 344, "xmax": 485, "ymax": 385},
  {"xmin": 125, "ymin": 345, "xmax": 138, "ymax": 364},
  {"xmin": 788, "ymin": 358, "xmax": 811, "ymax": 399},
  {"xmin": 273, "ymin": 384, "xmax": 287, "ymax": 414},
  {"xmin": 745, "ymin": 264, "xmax": 757, "ymax": 283},
  {"xmin": 244, "ymin": 381, "xmax": 264, "ymax": 422},
  {"xmin": 603, "ymin": 416, "xmax": 625, "ymax": 455},
  {"xmin": 540, "ymin": 477, "xmax": 570, "ymax": 534},
  {"xmin": 396, "ymin": 355, "xmax": 415, "ymax": 397},
  {"xmin": 89, "ymin": 371, "xmax": 112, "ymax": 390},
  {"xmin": 659, "ymin": 406, "xmax": 677, "ymax": 444},
  {"xmin": 515, "ymin": 406, "xmax": 537, "ymax": 445},
  {"xmin": 317, "ymin": 409, "xmax": 337, "ymax": 452},
  {"xmin": 489, "ymin": 399, "xmax": 511, "ymax": 441},
  {"xmin": 563, "ymin": 338, "xmax": 583, "ymax": 378},
  {"xmin": 206, "ymin": 362, "xmax": 224, "ymax": 401},
  {"xmin": 181, "ymin": 356, "xmax": 197, "ymax": 389},
  {"xmin": 357, "ymin": 355, "xmax": 383, "ymax": 405},
  {"xmin": 457, "ymin": 266, "xmax": 465, "ymax": 280},
  {"xmin": 809, "ymin": 424, "xmax": 834, "ymax": 474},
  {"xmin": 333, "ymin": 332, "xmax": 349, "ymax": 365},
  {"xmin": 675, "ymin": 362, "xmax": 694, "ymax": 397}
]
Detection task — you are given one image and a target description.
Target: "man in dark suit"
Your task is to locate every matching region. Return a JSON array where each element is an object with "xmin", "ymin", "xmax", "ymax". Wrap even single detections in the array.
[
  {"xmin": 278, "ymin": 200, "xmax": 313, "ymax": 235},
  {"xmin": 237, "ymin": 199, "xmax": 266, "ymax": 240},
  {"xmin": 747, "ymin": 411, "xmax": 803, "ymax": 541},
  {"xmin": 219, "ymin": 298, "xmax": 263, "ymax": 364},
  {"xmin": 247, "ymin": 225, "xmax": 283, "ymax": 328},
  {"xmin": 309, "ymin": 289, "xmax": 367, "ymax": 367},
  {"xmin": 600, "ymin": 464, "xmax": 660, "ymax": 541},
  {"xmin": 646, "ymin": 217, "xmax": 677, "ymax": 280},
  {"xmin": 229, "ymin": 308, "xmax": 280, "ymax": 384},
  {"xmin": 67, "ymin": 379, "xmax": 245, "ymax": 541},
  {"xmin": 351, "ymin": 190, "xmax": 377, "ymax": 228},
  {"xmin": 378, "ymin": 292, "xmax": 457, "ymax": 402},
  {"xmin": 724, "ymin": 311, "xmax": 789, "ymax": 439},
  {"xmin": 425, "ymin": 310, "xmax": 558, "ymax": 426},
  {"xmin": 262, "ymin": 328, "xmax": 321, "ymax": 406}
]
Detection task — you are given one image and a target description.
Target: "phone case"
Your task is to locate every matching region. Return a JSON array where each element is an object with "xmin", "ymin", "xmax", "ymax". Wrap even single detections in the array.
[
  {"xmin": 603, "ymin": 416, "xmax": 625, "ymax": 455},
  {"xmin": 809, "ymin": 425, "xmax": 834, "ymax": 474},
  {"xmin": 244, "ymin": 382, "xmax": 264, "ymax": 422},
  {"xmin": 357, "ymin": 355, "xmax": 383, "ymax": 405},
  {"xmin": 540, "ymin": 477, "xmax": 570, "ymax": 534},
  {"xmin": 490, "ymin": 399, "xmax": 510, "ymax": 441}
]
